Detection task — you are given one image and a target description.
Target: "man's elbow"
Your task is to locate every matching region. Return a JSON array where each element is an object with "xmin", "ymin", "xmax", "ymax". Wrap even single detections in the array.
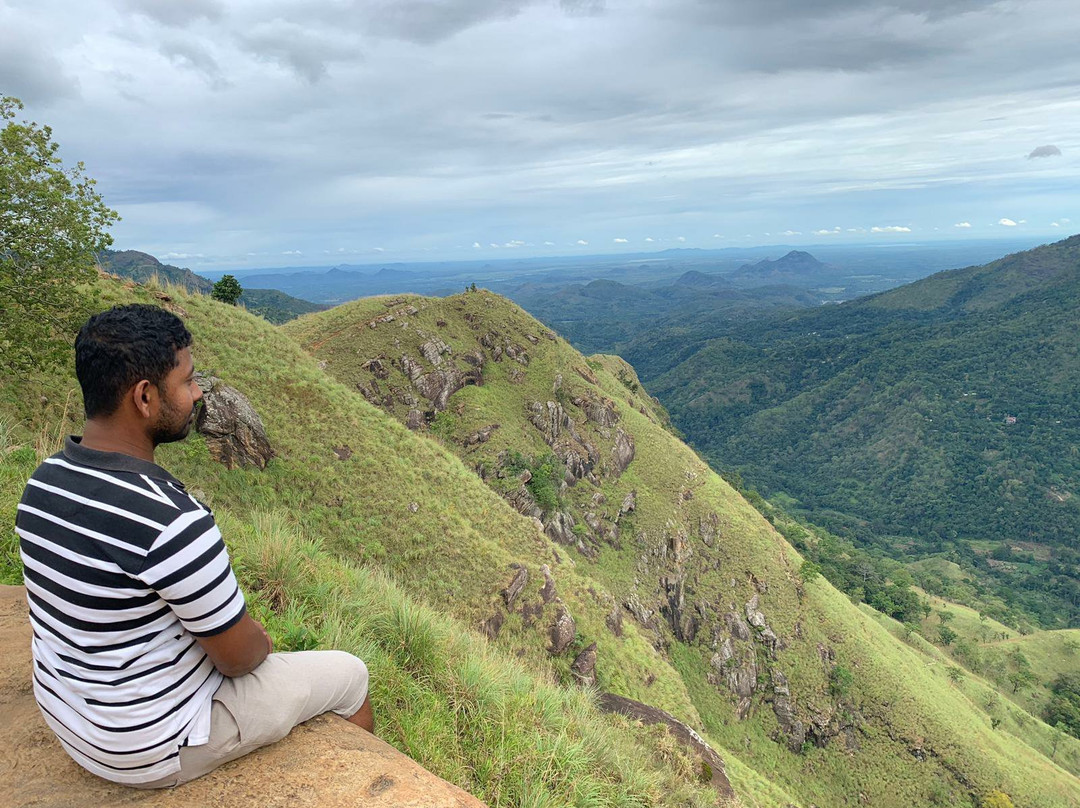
[{"xmin": 213, "ymin": 648, "xmax": 267, "ymax": 678}]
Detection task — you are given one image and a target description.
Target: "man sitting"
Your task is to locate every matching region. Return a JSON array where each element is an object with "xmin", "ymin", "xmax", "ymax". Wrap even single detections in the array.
[{"xmin": 15, "ymin": 303, "xmax": 373, "ymax": 788}]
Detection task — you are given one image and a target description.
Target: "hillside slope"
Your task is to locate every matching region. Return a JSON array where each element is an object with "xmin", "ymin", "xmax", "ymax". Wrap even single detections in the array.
[
  {"xmin": 284, "ymin": 290, "xmax": 1080, "ymax": 807},
  {"xmin": 647, "ymin": 234, "xmax": 1080, "ymax": 629}
]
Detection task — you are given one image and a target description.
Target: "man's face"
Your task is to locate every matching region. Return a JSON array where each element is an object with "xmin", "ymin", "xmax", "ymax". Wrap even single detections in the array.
[{"xmin": 151, "ymin": 347, "xmax": 203, "ymax": 446}]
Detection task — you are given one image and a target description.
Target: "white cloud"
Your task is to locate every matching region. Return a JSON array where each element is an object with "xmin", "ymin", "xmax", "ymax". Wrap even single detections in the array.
[
  {"xmin": 1063, "ymin": 218, "xmax": 1072, "ymax": 224},
  {"xmin": 998, "ymin": 218, "xmax": 1018, "ymax": 227},
  {"xmin": 489, "ymin": 243, "xmax": 500, "ymax": 248},
  {"xmin": 1051, "ymin": 221, "xmax": 1061, "ymax": 227},
  {"xmin": 161, "ymin": 252, "xmax": 204, "ymax": 260},
  {"xmin": 543, "ymin": 241, "xmax": 555, "ymax": 246},
  {"xmin": 813, "ymin": 227, "xmax": 841, "ymax": 235},
  {"xmin": 576, "ymin": 239, "xmax": 588, "ymax": 246},
  {"xmin": 372, "ymin": 246, "xmax": 385, "ymax": 252},
  {"xmin": 954, "ymin": 221, "xmax": 972, "ymax": 228},
  {"xmin": 644, "ymin": 237, "xmax": 654, "ymax": 242},
  {"xmin": 713, "ymin": 233, "xmax": 723, "ymax": 238},
  {"xmin": 613, "ymin": 237, "xmax": 628, "ymax": 243},
  {"xmin": 505, "ymin": 240, "xmax": 525, "ymax": 247},
  {"xmin": 676, "ymin": 236, "xmax": 686, "ymax": 242},
  {"xmin": 781, "ymin": 230, "xmax": 801, "ymax": 236},
  {"xmin": 281, "ymin": 249, "xmax": 302, "ymax": 255},
  {"xmin": 473, "ymin": 241, "xmax": 482, "ymax": 248},
  {"xmin": 870, "ymin": 225, "xmax": 912, "ymax": 233}
]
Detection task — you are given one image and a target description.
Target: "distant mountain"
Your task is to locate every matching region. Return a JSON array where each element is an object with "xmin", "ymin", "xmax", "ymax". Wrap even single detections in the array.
[
  {"xmin": 647, "ymin": 234, "xmax": 1080, "ymax": 628},
  {"xmin": 673, "ymin": 270, "xmax": 729, "ymax": 288},
  {"xmin": 98, "ymin": 250, "xmax": 326, "ymax": 324},
  {"xmin": 727, "ymin": 250, "xmax": 831, "ymax": 287},
  {"xmin": 100, "ymin": 249, "xmax": 213, "ymax": 294}
]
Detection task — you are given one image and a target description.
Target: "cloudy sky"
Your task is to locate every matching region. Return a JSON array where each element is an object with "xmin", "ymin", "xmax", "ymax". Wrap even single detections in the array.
[{"xmin": 2, "ymin": 0, "xmax": 1077, "ymax": 267}]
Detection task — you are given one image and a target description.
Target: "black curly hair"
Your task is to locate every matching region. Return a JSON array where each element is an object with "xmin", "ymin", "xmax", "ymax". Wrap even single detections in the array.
[{"xmin": 75, "ymin": 304, "xmax": 192, "ymax": 418}]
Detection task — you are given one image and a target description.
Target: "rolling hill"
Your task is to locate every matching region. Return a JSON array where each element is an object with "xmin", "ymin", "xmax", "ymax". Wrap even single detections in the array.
[
  {"xmin": 645, "ymin": 234, "xmax": 1080, "ymax": 630},
  {"xmin": 1, "ymin": 273, "xmax": 1077, "ymax": 806}
]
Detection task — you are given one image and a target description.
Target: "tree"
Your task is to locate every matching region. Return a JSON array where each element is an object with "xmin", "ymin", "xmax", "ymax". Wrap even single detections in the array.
[
  {"xmin": 211, "ymin": 274, "xmax": 243, "ymax": 305},
  {"xmin": 0, "ymin": 96, "xmax": 118, "ymax": 374}
]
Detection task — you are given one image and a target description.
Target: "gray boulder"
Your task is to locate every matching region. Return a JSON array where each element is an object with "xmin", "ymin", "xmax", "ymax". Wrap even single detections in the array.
[{"xmin": 194, "ymin": 374, "xmax": 273, "ymax": 470}]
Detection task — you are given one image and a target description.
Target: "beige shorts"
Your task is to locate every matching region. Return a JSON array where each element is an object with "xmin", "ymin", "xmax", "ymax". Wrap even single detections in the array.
[{"xmin": 136, "ymin": 650, "xmax": 369, "ymax": 789}]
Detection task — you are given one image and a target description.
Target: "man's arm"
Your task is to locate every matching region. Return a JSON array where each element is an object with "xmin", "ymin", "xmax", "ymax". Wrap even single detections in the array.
[{"xmin": 195, "ymin": 613, "xmax": 273, "ymax": 677}]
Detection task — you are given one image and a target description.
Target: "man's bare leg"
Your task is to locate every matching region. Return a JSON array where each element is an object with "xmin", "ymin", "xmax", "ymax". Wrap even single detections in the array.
[{"xmin": 347, "ymin": 695, "xmax": 374, "ymax": 732}]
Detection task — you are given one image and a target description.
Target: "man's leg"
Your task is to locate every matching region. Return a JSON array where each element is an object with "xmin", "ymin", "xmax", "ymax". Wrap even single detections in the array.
[{"xmin": 142, "ymin": 649, "xmax": 371, "ymax": 788}]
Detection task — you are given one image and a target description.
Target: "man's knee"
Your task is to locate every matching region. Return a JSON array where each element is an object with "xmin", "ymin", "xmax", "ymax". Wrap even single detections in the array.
[{"xmin": 322, "ymin": 650, "xmax": 369, "ymax": 715}]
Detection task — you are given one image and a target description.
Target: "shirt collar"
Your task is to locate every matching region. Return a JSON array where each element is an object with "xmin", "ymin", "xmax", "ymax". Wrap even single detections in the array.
[{"xmin": 63, "ymin": 436, "xmax": 184, "ymax": 487}]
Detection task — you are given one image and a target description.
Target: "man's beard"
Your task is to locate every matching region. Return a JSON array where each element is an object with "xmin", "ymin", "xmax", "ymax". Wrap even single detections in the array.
[{"xmin": 152, "ymin": 397, "xmax": 197, "ymax": 446}]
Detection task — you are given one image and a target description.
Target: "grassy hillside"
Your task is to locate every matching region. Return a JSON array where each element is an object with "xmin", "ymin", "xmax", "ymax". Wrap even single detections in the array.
[
  {"xmin": 284, "ymin": 289, "xmax": 1080, "ymax": 807},
  {"xmin": 645, "ymin": 234, "xmax": 1080, "ymax": 630}
]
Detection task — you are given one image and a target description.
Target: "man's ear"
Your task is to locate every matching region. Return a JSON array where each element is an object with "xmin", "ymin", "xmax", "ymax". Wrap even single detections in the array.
[{"xmin": 130, "ymin": 379, "xmax": 158, "ymax": 419}]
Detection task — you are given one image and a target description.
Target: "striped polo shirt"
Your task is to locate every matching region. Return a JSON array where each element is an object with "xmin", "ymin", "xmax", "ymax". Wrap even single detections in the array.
[{"xmin": 14, "ymin": 436, "xmax": 246, "ymax": 785}]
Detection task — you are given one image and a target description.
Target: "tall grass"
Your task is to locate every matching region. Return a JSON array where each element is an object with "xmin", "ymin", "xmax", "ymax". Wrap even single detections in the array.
[{"xmin": 222, "ymin": 509, "xmax": 720, "ymax": 808}]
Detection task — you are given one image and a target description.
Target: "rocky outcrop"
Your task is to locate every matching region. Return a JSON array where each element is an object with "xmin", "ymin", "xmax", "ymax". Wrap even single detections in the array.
[
  {"xmin": 611, "ymin": 429, "xmax": 635, "ymax": 474},
  {"xmin": 596, "ymin": 693, "xmax": 735, "ymax": 802},
  {"xmin": 194, "ymin": 374, "xmax": 273, "ymax": 470},
  {"xmin": 419, "ymin": 338, "xmax": 451, "ymax": 366},
  {"xmin": 580, "ymin": 396, "xmax": 618, "ymax": 427},
  {"xmin": 501, "ymin": 566, "xmax": 529, "ymax": 608},
  {"xmin": 770, "ymin": 670, "xmax": 806, "ymax": 753},
  {"xmin": 570, "ymin": 643, "xmax": 597, "ymax": 686},
  {"xmin": 549, "ymin": 605, "xmax": 576, "ymax": 654},
  {"xmin": 0, "ymin": 586, "xmax": 485, "ymax": 808},
  {"xmin": 620, "ymin": 490, "xmax": 637, "ymax": 514},
  {"xmin": 480, "ymin": 611, "xmax": 505, "ymax": 640},
  {"xmin": 409, "ymin": 363, "xmax": 483, "ymax": 412},
  {"xmin": 464, "ymin": 424, "xmax": 500, "ymax": 446}
]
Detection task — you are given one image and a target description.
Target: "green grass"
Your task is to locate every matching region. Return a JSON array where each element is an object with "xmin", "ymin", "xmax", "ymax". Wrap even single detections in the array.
[
  {"xmin": 286, "ymin": 288, "xmax": 1080, "ymax": 807},
  {"xmin": 3, "ymin": 278, "xmax": 1079, "ymax": 807}
]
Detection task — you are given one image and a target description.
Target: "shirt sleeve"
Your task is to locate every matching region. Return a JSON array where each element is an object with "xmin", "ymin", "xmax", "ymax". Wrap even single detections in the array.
[{"xmin": 137, "ymin": 509, "xmax": 247, "ymax": 637}]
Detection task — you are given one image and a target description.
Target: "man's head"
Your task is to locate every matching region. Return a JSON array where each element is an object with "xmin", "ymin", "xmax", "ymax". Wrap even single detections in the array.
[{"xmin": 76, "ymin": 304, "xmax": 201, "ymax": 444}]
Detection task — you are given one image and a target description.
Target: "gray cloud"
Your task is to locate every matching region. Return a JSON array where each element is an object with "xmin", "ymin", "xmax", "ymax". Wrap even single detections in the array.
[
  {"xmin": 0, "ymin": 24, "xmax": 80, "ymax": 104},
  {"xmin": 121, "ymin": 0, "xmax": 223, "ymax": 27},
  {"xmin": 1027, "ymin": 144, "xmax": 1062, "ymax": 159},
  {"xmin": 5, "ymin": 0, "xmax": 1078, "ymax": 263},
  {"xmin": 354, "ymin": 0, "xmax": 529, "ymax": 45},
  {"xmin": 239, "ymin": 24, "xmax": 359, "ymax": 83},
  {"xmin": 159, "ymin": 39, "xmax": 227, "ymax": 85}
]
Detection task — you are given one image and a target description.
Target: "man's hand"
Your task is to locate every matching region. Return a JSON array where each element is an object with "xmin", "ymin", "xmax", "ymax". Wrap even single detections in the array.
[{"xmin": 195, "ymin": 613, "xmax": 271, "ymax": 677}]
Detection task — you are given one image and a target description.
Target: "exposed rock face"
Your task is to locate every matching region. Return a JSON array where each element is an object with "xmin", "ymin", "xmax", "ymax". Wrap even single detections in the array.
[
  {"xmin": 420, "ymin": 338, "xmax": 451, "ymax": 366},
  {"xmin": 620, "ymin": 490, "xmax": 637, "ymax": 514},
  {"xmin": 464, "ymin": 424, "xmax": 500, "ymax": 446},
  {"xmin": 570, "ymin": 642, "xmax": 598, "ymax": 686},
  {"xmin": 406, "ymin": 409, "xmax": 424, "ymax": 431},
  {"xmin": 596, "ymin": 693, "xmax": 735, "ymax": 802},
  {"xmin": 502, "ymin": 566, "xmax": 529, "ymax": 608},
  {"xmin": 725, "ymin": 611, "xmax": 751, "ymax": 642},
  {"xmin": 540, "ymin": 512, "xmax": 591, "ymax": 557},
  {"xmin": 611, "ymin": 429, "xmax": 635, "ymax": 474},
  {"xmin": 0, "ymin": 586, "xmax": 486, "ymax": 808},
  {"xmin": 538, "ymin": 565, "xmax": 558, "ymax": 603},
  {"xmin": 527, "ymin": 401, "xmax": 571, "ymax": 444},
  {"xmin": 549, "ymin": 605, "xmax": 576, "ymax": 654},
  {"xmin": 745, "ymin": 594, "xmax": 768, "ymax": 629},
  {"xmin": 699, "ymin": 513, "xmax": 719, "ymax": 547},
  {"xmin": 582, "ymin": 397, "xmax": 618, "ymax": 427},
  {"xmin": 361, "ymin": 357, "xmax": 390, "ymax": 379},
  {"xmin": 770, "ymin": 670, "xmax": 806, "ymax": 753},
  {"xmin": 605, "ymin": 603, "xmax": 624, "ymax": 637},
  {"xmin": 194, "ymin": 374, "xmax": 273, "ymax": 470},
  {"xmin": 660, "ymin": 574, "xmax": 699, "ymax": 643},
  {"xmin": 480, "ymin": 611, "xmax": 505, "ymax": 640},
  {"xmin": 410, "ymin": 366, "xmax": 482, "ymax": 412},
  {"xmin": 505, "ymin": 487, "xmax": 542, "ymax": 519}
]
